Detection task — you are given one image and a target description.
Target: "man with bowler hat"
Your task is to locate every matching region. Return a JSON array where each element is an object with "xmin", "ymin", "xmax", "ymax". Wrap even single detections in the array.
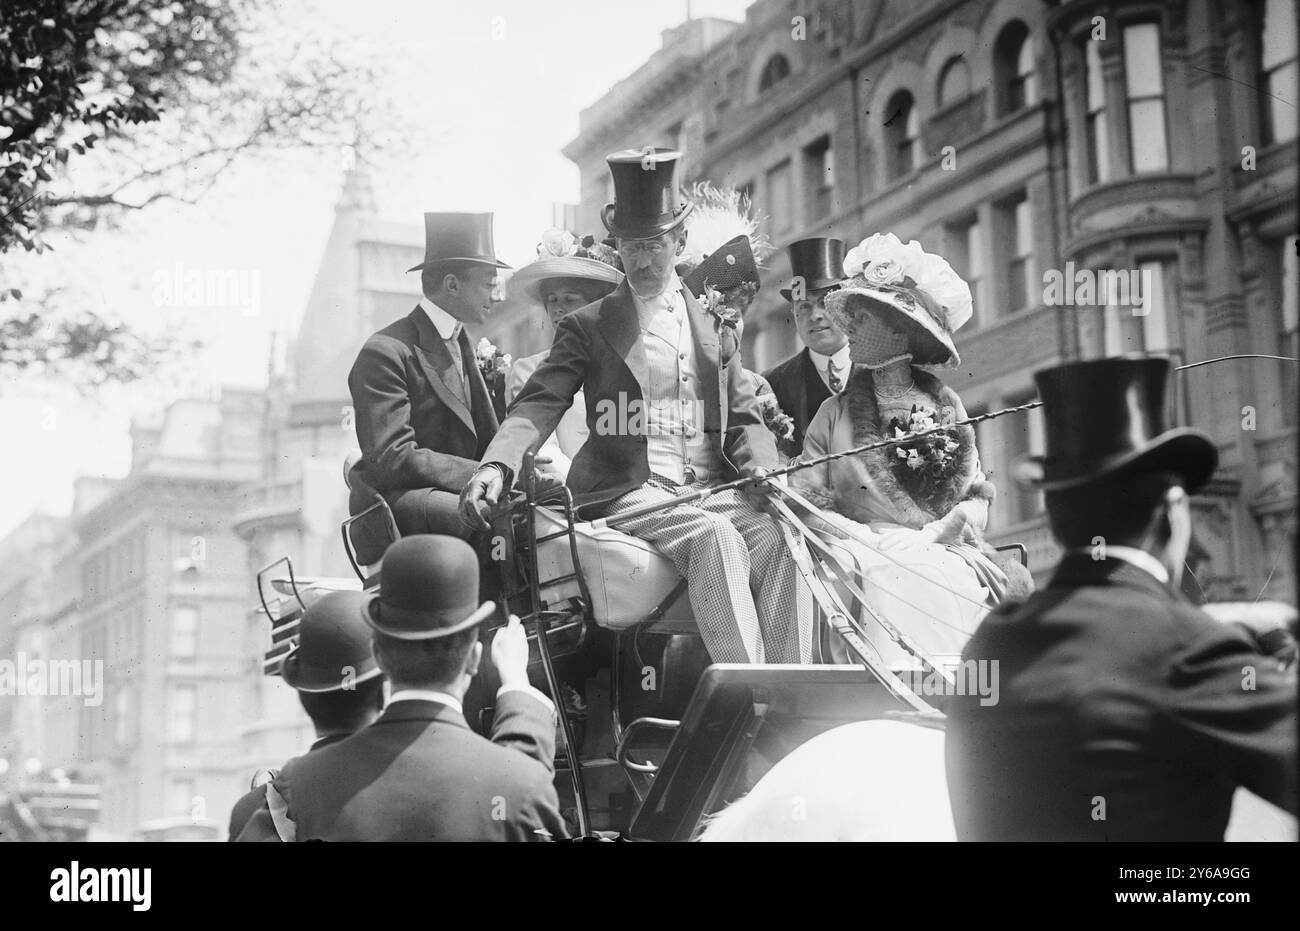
[
  {"xmin": 945, "ymin": 356, "xmax": 1297, "ymax": 841},
  {"xmin": 227, "ymin": 590, "xmax": 385, "ymax": 840},
  {"xmin": 236, "ymin": 535, "xmax": 567, "ymax": 841},
  {"xmin": 460, "ymin": 148, "xmax": 812, "ymax": 665},
  {"xmin": 762, "ymin": 238, "xmax": 849, "ymax": 455},
  {"xmin": 346, "ymin": 212, "xmax": 511, "ymax": 566}
]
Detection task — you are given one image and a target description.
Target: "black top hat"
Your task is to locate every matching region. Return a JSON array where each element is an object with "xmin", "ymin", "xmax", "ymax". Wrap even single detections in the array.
[
  {"xmin": 681, "ymin": 235, "xmax": 759, "ymax": 298},
  {"xmin": 601, "ymin": 148, "xmax": 694, "ymax": 240},
  {"xmin": 406, "ymin": 212, "xmax": 511, "ymax": 274},
  {"xmin": 360, "ymin": 535, "xmax": 495, "ymax": 640},
  {"xmin": 1016, "ymin": 356, "xmax": 1218, "ymax": 492},
  {"xmin": 781, "ymin": 237, "xmax": 846, "ymax": 300},
  {"xmin": 281, "ymin": 591, "xmax": 384, "ymax": 693}
]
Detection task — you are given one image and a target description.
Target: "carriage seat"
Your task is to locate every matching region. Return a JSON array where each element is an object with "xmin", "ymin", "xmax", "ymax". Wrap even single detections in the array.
[{"xmin": 530, "ymin": 506, "xmax": 695, "ymax": 633}]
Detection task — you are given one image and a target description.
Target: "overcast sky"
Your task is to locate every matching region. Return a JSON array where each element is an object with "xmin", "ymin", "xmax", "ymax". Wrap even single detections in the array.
[{"xmin": 0, "ymin": 0, "xmax": 754, "ymax": 537}]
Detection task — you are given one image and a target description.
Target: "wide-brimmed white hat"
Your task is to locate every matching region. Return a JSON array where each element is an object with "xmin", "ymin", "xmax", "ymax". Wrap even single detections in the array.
[
  {"xmin": 506, "ymin": 229, "xmax": 624, "ymax": 306},
  {"xmin": 824, "ymin": 233, "xmax": 973, "ymax": 369}
]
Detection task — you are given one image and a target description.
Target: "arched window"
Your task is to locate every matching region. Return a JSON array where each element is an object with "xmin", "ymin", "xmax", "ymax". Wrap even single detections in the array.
[
  {"xmin": 884, "ymin": 91, "xmax": 920, "ymax": 179},
  {"xmin": 937, "ymin": 57, "xmax": 972, "ymax": 108},
  {"xmin": 759, "ymin": 54, "xmax": 792, "ymax": 92},
  {"xmin": 995, "ymin": 21, "xmax": 1038, "ymax": 115}
]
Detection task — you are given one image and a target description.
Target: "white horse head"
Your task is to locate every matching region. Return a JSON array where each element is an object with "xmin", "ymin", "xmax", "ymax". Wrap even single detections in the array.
[{"xmin": 697, "ymin": 719, "xmax": 954, "ymax": 842}]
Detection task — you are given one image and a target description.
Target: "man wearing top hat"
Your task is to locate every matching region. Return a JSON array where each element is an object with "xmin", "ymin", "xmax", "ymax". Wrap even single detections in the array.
[
  {"xmin": 762, "ymin": 238, "xmax": 850, "ymax": 456},
  {"xmin": 237, "ymin": 535, "xmax": 567, "ymax": 841},
  {"xmin": 345, "ymin": 212, "xmax": 511, "ymax": 565},
  {"xmin": 944, "ymin": 356, "xmax": 1297, "ymax": 841},
  {"xmin": 228, "ymin": 590, "xmax": 385, "ymax": 840},
  {"xmin": 460, "ymin": 148, "xmax": 812, "ymax": 665}
]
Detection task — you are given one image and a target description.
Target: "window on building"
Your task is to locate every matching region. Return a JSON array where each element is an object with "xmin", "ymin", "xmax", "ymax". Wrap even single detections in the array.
[
  {"xmin": 945, "ymin": 214, "xmax": 984, "ymax": 329},
  {"xmin": 937, "ymin": 57, "xmax": 972, "ymax": 107},
  {"xmin": 1135, "ymin": 259, "xmax": 1172, "ymax": 353},
  {"xmin": 114, "ymin": 685, "xmax": 134, "ymax": 748},
  {"xmin": 1101, "ymin": 260, "xmax": 1174, "ymax": 356},
  {"xmin": 1123, "ymin": 23, "xmax": 1169, "ymax": 172},
  {"xmin": 169, "ymin": 778, "xmax": 195, "ymax": 817},
  {"xmin": 759, "ymin": 54, "xmax": 792, "ymax": 92},
  {"xmin": 168, "ymin": 684, "xmax": 197, "ymax": 744},
  {"xmin": 941, "ymin": 55, "xmax": 972, "ymax": 106},
  {"xmin": 885, "ymin": 91, "xmax": 920, "ymax": 179},
  {"xmin": 996, "ymin": 21, "xmax": 1038, "ymax": 115},
  {"xmin": 1005, "ymin": 390, "xmax": 1044, "ymax": 524},
  {"xmin": 767, "ymin": 159, "xmax": 793, "ymax": 234},
  {"xmin": 1084, "ymin": 39, "xmax": 1110, "ymax": 184},
  {"xmin": 1260, "ymin": 0, "xmax": 1299, "ymax": 144},
  {"xmin": 998, "ymin": 192, "xmax": 1035, "ymax": 314},
  {"xmin": 1278, "ymin": 234, "xmax": 1299, "ymax": 425},
  {"xmin": 802, "ymin": 135, "xmax": 834, "ymax": 224},
  {"xmin": 170, "ymin": 604, "xmax": 199, "ymax": 658}
]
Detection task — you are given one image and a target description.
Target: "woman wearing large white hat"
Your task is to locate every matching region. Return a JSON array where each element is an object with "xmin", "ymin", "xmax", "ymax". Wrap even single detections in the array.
[
  {"xmin": 505, "ymin": 230, "xmax": 623, "ymax": 480},
  {"xmin": 789, "ymin": 233, "xmax": 1033, "ymax": 671}
]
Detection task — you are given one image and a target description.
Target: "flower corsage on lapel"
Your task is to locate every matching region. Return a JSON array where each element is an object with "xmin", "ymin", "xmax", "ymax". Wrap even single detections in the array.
[{"xmin": 475, "ymin": 337, "xmax": 512, "ymax": 419}]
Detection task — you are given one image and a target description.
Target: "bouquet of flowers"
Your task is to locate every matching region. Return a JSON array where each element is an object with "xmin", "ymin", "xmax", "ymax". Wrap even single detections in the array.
[
  {"xmin": 887, "ymin": 404, "xmax": 964, "ymax": 510},
  {"xmin": 757, "ymin": 391, "xmax": 798, "ymax": 460},
  {"xmin": 475, "ymin": 338, "xmax": 512, "ymax": 419}
]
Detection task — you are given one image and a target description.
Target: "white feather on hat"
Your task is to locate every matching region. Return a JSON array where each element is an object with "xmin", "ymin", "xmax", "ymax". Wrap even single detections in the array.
[{"xmin": 678, "ymin": 182, "xmax": 772, "ymax": 272}]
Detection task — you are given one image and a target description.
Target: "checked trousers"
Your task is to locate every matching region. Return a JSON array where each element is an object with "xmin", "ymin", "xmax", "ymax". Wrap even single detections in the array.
[{"xmin": 599, "ymin": 478, "xmax": 814, "ymax": 664}]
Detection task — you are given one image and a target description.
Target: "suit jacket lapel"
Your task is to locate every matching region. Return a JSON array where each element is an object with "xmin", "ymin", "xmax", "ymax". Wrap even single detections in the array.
[
  {"xmin": 409, "ymin": 307, "xmax": 476, "ymax": 436},
  {"xmin": 458, "ymin": 329, "xmax": 499, "ymax": 445},
  {"xmin": 596, "ymin": 283, "xmax": 649, "ymax": 389},
  {"xmin": 683, "ymin": 287, "xmax": 726, "ymax": 440}
]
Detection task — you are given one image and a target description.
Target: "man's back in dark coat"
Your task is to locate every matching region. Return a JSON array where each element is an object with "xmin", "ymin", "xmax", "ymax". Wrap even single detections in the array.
[
  {"xmin": 236, "ymin": 691, "xmax": 566, "ymax": 841},
  {"xmin": 945, "ymin": 555, "xmax": 1297, "ymax": 841}
]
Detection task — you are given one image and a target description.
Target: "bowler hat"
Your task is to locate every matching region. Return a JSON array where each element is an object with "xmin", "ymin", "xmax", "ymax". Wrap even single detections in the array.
[
  {"xmin": 682, "ymin": 235, "xmax": 759, "ymax": 297},
  {"xmin": 1015, "ymin": 356, "xmax": 1218, "ymax": 492},
  {"xmin": 281, "ymin": 590, "xmax": 384, "ymax": 693},
  {"xmin": 781, "ymin": 237, "xmax": 846, "ymax": 300},
  {"xmin": 601, "ymin": 148, "xmax": 694, "ymax": 240},
  {"xmin": 361, "ymin": 535, "xmax": 495, "ymax": 640},
  {"xmin": 407, "ymin": 212, "xmax": 511, "ymax": 274}
]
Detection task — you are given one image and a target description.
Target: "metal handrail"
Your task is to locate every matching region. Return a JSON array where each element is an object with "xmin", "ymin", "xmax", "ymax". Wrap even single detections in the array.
[
  {"xmin": 255, "ymin": 555, "xmax": 305, "ymax": 622},
  {"xmin": 521, "ymin": 451, "xmax": 591, "ymax": 836},
  {"xmin": 615, "ymin": 717, "xmax": 681, "ymax": 776},
  {"xmin": 340, "ymin": 496, "xmax": 401, "ymax": 583}
]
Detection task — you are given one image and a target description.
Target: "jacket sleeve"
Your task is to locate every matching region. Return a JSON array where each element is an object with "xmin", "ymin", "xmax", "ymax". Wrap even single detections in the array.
[
  {"xmin": 232, "ymin": 796, "xmax": 281, "ymax": 842},
  {"xmin": 349, "ymin": 341, "xmax": 481, "ymax": 494},
  {"xmin": 722, "ymin": 347, "xmax": 779, "ymax": 472},
  {"xmin": 789, "ymin": 401, "xmax": 837, "ymax": 510},
  {"xmin": 1166, "ymin": 622, "xmax": 1298, "ymax": 814},
  {"xmin": 521, "ymin": 779, "xmax": 571, "ymax": 841},
  {"xmin": 481, "ymin": 314, "xmax": 590, "ymax": 487},
  {"xmin": 489, "ymin": 689, "xmax": 558, "ymax": 773}
]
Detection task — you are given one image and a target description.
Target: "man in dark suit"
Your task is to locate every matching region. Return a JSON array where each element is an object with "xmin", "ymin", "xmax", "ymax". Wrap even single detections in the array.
[
  {"xmin": 227, "ymin": 590, "xmax": 385, "ymax": 840},
  {"xmin": 945, "ymin": 357, "xmax": 1297, "ymax": 841},
  {"xmin": 460, "ymin": 148, "xmax": 812, "ymax": 665},
  {"xmin": 761, "ymin": 237, "xmax": 849, "ymax": 454},
  {"xmin": 345, "ymin": 212, "xmax": 509, "ymax": 565},
  {"xmin": 236, "ymin": 535, "xmax": 567, "ymax": 841}
]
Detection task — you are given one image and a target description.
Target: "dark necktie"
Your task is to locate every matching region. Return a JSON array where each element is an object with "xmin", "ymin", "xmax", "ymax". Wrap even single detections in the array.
[{"xmin": 827, "ymin": 359, "xmax": 844, "ymax": 394}]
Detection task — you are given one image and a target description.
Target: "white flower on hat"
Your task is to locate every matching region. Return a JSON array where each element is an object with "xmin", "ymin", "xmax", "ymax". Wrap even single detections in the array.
[
  {"xmin": 842, "ymin": 232, "xmax": 973, "ymax": 332},
  {"xmin": 538, "ymin": 228, "xmax": 578, "ymax": 258},
  {"xmin": 911, "ymin": 254, "xmax": 973, "ymax": 331}
]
